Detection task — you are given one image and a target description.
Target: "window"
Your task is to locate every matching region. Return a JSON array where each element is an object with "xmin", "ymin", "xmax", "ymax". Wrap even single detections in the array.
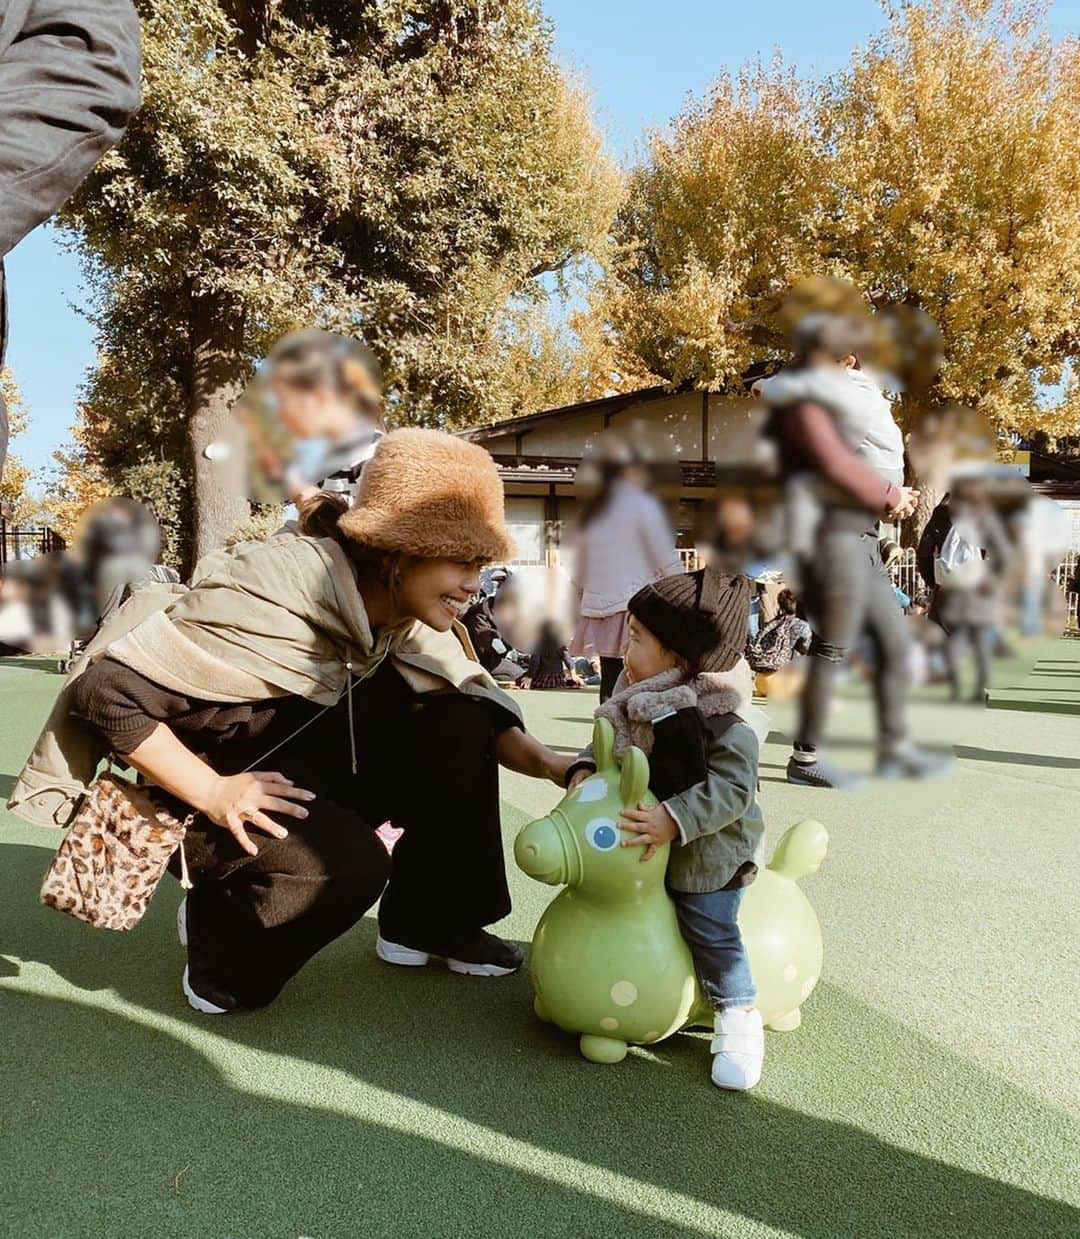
[{"xmin": 505, "ymin": 497, "xmax": 546, "ymax": 565}]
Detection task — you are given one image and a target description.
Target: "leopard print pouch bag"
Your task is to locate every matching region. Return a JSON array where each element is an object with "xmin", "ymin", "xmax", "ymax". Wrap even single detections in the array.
[{"xmin": 40, "ymin": 772, "xmax": 193, "ymax": 931}]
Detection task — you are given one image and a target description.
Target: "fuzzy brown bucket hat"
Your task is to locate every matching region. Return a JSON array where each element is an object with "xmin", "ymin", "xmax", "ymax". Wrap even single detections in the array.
[{"xmin": 338, "ymin": 428, "xmax": 516, "ymax": 563}]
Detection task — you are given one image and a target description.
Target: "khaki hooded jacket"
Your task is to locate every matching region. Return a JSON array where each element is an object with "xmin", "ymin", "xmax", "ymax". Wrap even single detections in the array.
[{"xmin": 7, "ymin": 535, "xmax": 520, "ymax": 829}]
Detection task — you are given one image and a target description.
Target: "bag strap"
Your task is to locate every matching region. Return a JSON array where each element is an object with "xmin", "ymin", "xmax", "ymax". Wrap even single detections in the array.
[{"xmin": 238, "ymin": 648, "xmax": 392, "ymax": 778}]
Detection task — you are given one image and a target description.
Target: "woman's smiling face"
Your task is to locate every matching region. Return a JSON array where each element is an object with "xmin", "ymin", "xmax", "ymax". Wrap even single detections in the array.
[{"xmin": 396, "ymin": 557, "xmax": 482, "ymax": 632}]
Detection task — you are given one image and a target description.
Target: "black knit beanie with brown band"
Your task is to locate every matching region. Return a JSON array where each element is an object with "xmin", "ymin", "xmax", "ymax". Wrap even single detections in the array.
[{"xmin": 627, "ymin": 568, "xmax": 752, "ymax": 674}]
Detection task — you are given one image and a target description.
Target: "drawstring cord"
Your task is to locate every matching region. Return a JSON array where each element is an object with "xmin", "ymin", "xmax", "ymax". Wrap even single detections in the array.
[
  {"xmin": 343, "ymin": 648, "xmax": 390, "ymax": 775},
  {"xmin": 176, "ymin": 653, "xmax": 385, "ymax": 894},
  {"xmin": 178, "ymin": 834, "xmax": 194, "ymax": 890},
  {"xmin": 346, "ymin": 662, "xmax": 357, "ymax": 774}
]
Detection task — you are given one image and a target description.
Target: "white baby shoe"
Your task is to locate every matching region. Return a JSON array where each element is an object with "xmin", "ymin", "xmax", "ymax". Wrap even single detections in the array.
[{"xmin": 710, "ymin": 1008, "xmax": 764, "ymax": 1091}]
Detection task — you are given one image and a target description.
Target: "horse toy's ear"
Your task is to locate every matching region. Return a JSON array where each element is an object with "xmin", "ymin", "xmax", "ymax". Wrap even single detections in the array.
[
  {"xmin": 592, "ymin": 717, "xmax": 616, "ymax": 771},
  {"xmin": 619, "ymin": 745, "xmax": 650, "ymax": 809}
]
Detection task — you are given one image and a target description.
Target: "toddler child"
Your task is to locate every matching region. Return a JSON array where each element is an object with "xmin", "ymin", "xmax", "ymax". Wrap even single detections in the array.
[{"xmin": 566, "ymin": 568, "xmax": 767, "ymax": 1090}]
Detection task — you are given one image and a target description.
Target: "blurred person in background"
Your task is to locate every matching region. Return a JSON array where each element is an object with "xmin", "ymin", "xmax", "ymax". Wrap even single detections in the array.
[
  {"xmin": 918, "ymin": 474, "xmax": 1013, "ymax": 703},
  {"xmin": 746, "ymin": 586, "xmax": 813, "ymax": 701},
  {"xmin": 461, "ymin": 566, "xmax": 525, "ymax": 684},
  {"xmin": 77, "ymin": 498, "xmax": 179, "ymax": 629},
  {"xmin": 523, "ymin": 619, "xmax": 582, "ymax": 691},
  {"xmin": 1011, "ymin": 493, "xmax": 1072, "ymax": 637},
  {"xmin": 570, "ymin": 438, "xmax": 682, "ymax": 701},
  {"xmin": 0, "ymin": 571, "xmax": 33, "ymax": 654},
  {"xmin": 242, "ymin": 330, "xmax": 384, "ymax": 504},
  {"xmin": 758, "ymin": 311, "xmax": 948, "ymax": 788},
  {"xmin": 747, "ymin": 588, "xmax": 813, "ymax": 675},
  {"xmin": 0, "ymin": 0, "xmax": 141, "ymax": 483},
  {"xmin": 572, "ymin": 655, "xmax": 602, "ymax": 686},
  {"xmin": 709, "ymin": 496, "xmax": 782, "ymax": 637},
  {"xmin": 0, "ymin": 499, "xmax": 177, "ymax": 660}
]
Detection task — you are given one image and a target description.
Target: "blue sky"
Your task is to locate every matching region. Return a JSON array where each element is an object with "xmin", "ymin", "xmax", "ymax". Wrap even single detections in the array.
[{"xmin": 5, "ymin": 0, "xmax": 1078, "ymax": 480}]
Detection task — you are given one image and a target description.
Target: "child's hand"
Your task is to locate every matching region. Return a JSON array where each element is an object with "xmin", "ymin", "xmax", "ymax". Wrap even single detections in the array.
[
  {"xmin": 619, "ymin": 802, "xmax": 678, "ymax": 863},
  {"xmin": 567, "ymin": 767, "xmax": 593, "ymax": 790}
]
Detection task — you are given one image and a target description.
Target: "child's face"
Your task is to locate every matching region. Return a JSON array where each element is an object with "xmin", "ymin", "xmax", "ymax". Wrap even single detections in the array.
[{"xmin": 624, "ymin": 615, "xmax": 684, "ymax": 683}]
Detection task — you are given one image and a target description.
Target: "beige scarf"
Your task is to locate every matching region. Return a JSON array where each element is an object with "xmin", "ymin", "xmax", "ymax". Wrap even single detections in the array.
[{"xmin": 8, "ymin": 533, "xmax": 519, "ymax": 829}]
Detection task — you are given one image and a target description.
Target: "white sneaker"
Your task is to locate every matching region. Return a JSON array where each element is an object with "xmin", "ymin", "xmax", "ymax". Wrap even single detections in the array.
[
  {"xmin": 177, "ymin": 896, "xmax": 188, "ymax": 947},
  {"xmin": 181, "ymin": 965, "xmax": 229, "ymax": 1015},
  {"xmin": 710, "ymin": 1008, "xmax": 764, "ymax": 1091}
]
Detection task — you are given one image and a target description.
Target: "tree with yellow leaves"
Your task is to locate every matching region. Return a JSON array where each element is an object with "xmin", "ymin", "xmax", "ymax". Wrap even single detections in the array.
[
  {"xmin": 596, "ymin": 0, "xmax": 1080, "ymax": 447},
  {"xmin": 0, "ymin": 370, "xmax": 36, "ymax": 525},
  {"xmin": 820, "ymin": 0, "xmax": 1080, "ymax": 439},
  {"xmin": 600, "ymin": 60, "xmax": 825, "ymax": 392}
]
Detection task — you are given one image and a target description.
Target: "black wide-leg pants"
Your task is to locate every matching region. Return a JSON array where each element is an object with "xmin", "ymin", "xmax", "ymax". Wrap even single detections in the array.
[{"xmin": 174, "ymin": 663, "xmax": 515, "ymax": 1008}]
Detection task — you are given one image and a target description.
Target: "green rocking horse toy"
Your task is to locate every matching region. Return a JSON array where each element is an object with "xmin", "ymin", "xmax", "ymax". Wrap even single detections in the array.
[{"xmin": 514, "ymin": 717, "xmax": 828, "ymax": 1063}]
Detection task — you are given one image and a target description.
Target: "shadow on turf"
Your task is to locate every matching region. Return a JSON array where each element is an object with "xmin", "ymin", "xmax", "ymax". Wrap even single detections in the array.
[
  {"xmin": 2, "ymin": 840, "xmax": 1077, "ymax": 1239},
  {"xmin": 954, "ymin": 745, "xmax": 1080, "ymax": 770}
]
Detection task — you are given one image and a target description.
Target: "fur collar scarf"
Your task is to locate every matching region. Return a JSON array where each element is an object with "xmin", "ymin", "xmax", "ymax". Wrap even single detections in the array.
[{"xmin": 596, "ymin": 659, "xmax": 754, "ymax": 757}]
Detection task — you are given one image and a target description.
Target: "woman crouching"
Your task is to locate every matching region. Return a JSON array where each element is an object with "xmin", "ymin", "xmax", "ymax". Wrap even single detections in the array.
[{"xmin": 61, "ymin": 430, "xmax": 570, "ymax": 1013}]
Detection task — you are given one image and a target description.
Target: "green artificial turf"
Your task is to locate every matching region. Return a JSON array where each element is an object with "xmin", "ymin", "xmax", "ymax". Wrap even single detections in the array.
[
  {"xmin": 1, "ymin": 655, "xmax": 1078, "ymax": 1238},
  {"xmin": 986, "ymin": 637, "xmax": 1080, "ymax": 715}
]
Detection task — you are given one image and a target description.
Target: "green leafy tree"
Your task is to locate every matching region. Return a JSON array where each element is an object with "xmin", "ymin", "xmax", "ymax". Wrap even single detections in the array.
[{"xmin": 61, "ymin": 0, "xmax": 619, "ymax": 569}]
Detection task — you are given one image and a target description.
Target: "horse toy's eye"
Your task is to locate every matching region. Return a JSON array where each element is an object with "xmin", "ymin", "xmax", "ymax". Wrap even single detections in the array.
[{"xmin": 585, "ymin": 818, "xmax": 619, "ymax": 852}]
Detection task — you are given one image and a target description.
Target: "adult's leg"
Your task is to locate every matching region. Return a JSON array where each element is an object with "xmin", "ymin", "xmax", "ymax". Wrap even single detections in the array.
[
  {"xmin": 599, "ymin": 657, "xmax": 623, "ymax": 702},
  {"xmin": 795, "ymin": 528, "xmax": 872, "ymax": 754},
  {"xmin": 375, "ymin": 694, "xmax": 511, "ymax": 940},
  {"xmin": 180, "ymin": 799, "xmax": 390, "ymax": 1010},
  {"xmin": 943, "ymin": 623, "xmax": 969, "ymax": 700},
  {"xmin": 972, "ymin": 624, "xmax": 994, "ymax": 700},
  {"xmin": 862, "ymin": 552, "xmax": 915, "ymax": 755}
]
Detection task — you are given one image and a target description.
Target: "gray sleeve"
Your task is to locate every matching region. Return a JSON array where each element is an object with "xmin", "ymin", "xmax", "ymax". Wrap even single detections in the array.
[
  {"xmin": 0, "ymin": 0, "xmax": 141, "ymax": 254},
  {"xmin": 663, "ymin": 721, "xmax": 759, "ymax": 844}
]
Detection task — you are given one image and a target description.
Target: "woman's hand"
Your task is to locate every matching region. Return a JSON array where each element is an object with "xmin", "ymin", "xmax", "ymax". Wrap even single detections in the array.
[
  {"xmin": 123, "ymin": 726, "xmax": 316, "ymax": 858},
  {"xmin": 545, "ymin": 752, "xmax": 576, "ymax": 787},
  {"xmin": 567, "ymin": 767, "xmax": 593, "ymax": 791},
  {"xmin": 619, "ymin": 801, "xmax": 679, "ymax": 863},
  {"xmin": 202, "ymin": 771, "xmax": 316, "ymax": 857}
]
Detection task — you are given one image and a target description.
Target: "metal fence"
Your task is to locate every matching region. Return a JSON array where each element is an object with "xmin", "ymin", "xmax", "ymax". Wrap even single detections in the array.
[
  {"xmin": 1053, "ymin": 550, "xmax": 1079, "ymax": 632},
  {"xmin": 0, "ymin": 518, "xmax": 65, "ymax": 567},
  {"xmin": 888, "ymin": 547, "xmax": 922, "ymax": 602},
  {"xmin": 682, "ymin": 542, "xmax": 1080, "ymax": 633}
]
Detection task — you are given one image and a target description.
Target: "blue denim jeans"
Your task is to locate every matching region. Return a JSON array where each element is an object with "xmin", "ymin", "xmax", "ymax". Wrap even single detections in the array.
[{"xmin": 671, "ymin": 887, "xmax": 756, "ymax": 1012}]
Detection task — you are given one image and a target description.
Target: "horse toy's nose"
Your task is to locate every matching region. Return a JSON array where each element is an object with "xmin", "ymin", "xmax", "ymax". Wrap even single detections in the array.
[{"xmin": 514, "ymin": 815, "xmax": 574, "ymax": 886}]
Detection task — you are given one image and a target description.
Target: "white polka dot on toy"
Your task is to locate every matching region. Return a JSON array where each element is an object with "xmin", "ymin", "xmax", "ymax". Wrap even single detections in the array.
[
  {"xmin": 783, "ymin": 964, "xmax": 798, "ymax": 983},
  {"xmin": 610, "ymin": 981, "xmax": 638, "ymax": 1006},
  {"xmin": 577, "ymin": 778, "xmax": 608, "ymax": 803},
  {"xmin": 800, "ymin": 975, "xmax": 817, "ymax": 999},
  {"xmin": 643, "ymin": 1029, "xmax": 660, "ymax": 1041},
  {"xmin": 600, "ymin": 1017, "xmax": 619, "ymax": 1031}
]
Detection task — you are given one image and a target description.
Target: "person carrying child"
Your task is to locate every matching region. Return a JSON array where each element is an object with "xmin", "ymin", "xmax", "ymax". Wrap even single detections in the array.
[{"xmin": 565, "ymin": 568, "xmax": 767, "ymax": 1091}]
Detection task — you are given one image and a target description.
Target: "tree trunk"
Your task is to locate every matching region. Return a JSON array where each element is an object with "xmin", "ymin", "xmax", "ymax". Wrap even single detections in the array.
[
  {"xmin": 187, "ymin": 294, "xmax": 249, "ymax": 569},
  {"xmin": 900, "ymin": 397, "xmax": 950, "ymax": 582}
]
